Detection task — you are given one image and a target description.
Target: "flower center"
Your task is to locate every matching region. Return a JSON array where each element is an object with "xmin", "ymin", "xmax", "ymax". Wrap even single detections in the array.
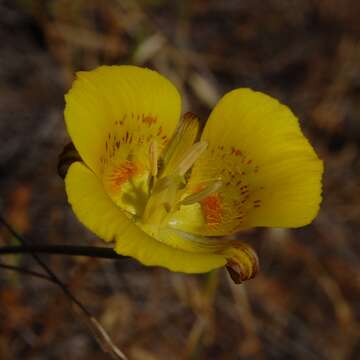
[
  {"xmin": 100, "ymin": 111, "xmax": 229, "ymax": 242},
  {"xmin": 141, "ymin": 139, "xmax": 208, "ymax": 227}
]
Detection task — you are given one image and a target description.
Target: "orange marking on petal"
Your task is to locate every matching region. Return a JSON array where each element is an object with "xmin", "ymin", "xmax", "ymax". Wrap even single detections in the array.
[
  {"xmin": 253, "ymin": 199, "xmax": 262, "ymax": 208},
  {"xmin": 157, "ymin": 126, "xmax": 163, "ymax": 136},
  {"xmin": 143, "ymin": 115, "xmax": 157, "ymax": 126},
  {"xmin": 201, "ymin": 193, "xmax": 223, "ymax": 227},
  {"xmin": 110, "ymin": 161, "xmax": 138, "ymax": 190}
]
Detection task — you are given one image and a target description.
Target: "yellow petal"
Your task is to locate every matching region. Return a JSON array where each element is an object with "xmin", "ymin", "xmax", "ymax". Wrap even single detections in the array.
[
  {"xmin": 65, "ymin": 161, "xmax": 226, "ymax": 273},
  {"xmin": 64, "ymin": 65, "xmax": 181, "ymax": 177},
  {"xmin": 170, "ymin": 88, "xmax": 323, "ymax": 235}
]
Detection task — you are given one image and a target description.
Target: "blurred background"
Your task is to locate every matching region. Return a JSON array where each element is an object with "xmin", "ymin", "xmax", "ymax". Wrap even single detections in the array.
[{"xmin": 1, "ymin": 0, "xmax": 360, "ymax": 359}]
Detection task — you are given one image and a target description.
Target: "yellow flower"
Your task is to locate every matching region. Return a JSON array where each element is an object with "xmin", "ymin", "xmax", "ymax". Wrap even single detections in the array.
[{"xmin": 64, "ymin": 65, "xmax": 323, "ymax": 283}]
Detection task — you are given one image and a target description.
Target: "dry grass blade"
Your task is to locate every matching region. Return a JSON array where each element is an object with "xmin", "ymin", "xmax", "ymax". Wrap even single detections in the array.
[
  {"xmin": 87, "ymin": 315, "xmax": 128, "ymax": 360},
  {"xmin": 133, "ymin": 33, "xmax": 166, "ymax": 65},
  {"xmin": 188, "ymin": 72, "xmax": 220, "ymax": 108}
]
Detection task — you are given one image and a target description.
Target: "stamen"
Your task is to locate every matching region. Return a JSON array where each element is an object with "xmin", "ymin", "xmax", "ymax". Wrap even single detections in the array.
[
  {"xmin": 151, "ymin": 175, "xmax": 180, "ymax": 194},
  {"xmin": 142, "ymin": 177, "xmax": 178, "ymax": 225},
  {"xmin": 161, "ymin": 112, "xmax": 199, "ymax": 177},
  {"xmin": 149, "ymin": 140, "xmax": 158, "ymax": 177},
  {"xmin": 177, "ymin": 141, "xmax": 208, "ymax": 176},
  {"xmin": 162, "ymin": 112, "xmax": 199, "ymax": 165},
  {"xmin": 181, "ymin": 180, "xmax": 223, "ymax": 205}
]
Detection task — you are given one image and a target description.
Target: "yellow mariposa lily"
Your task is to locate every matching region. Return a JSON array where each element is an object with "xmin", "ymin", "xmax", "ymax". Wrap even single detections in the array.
[{"xmin": 63, "ymin": 65, "xmax": 323, "ymax": 283}]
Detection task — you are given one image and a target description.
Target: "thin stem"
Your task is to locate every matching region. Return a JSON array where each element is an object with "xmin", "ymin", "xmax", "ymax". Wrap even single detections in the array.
[
  {"xmin": 0, "ymin": 244, "xmax": 128, "ymax": 260},
  {"xmin": 0, "ymin": 262, "xmax": 54, "ymax": 282},
  {"xmin": 0, "ymin": 215, "xmax": 90, "ymax": 315}
]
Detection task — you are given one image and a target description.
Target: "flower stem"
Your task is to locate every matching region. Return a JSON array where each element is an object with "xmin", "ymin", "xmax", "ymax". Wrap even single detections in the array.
[
  {"xmin": 0, "ymin": 261, "xmax": 54, "ymax": 282},
  {"xmin": 0, "ymin": 215, "xmax": 128, "ymax": 360}
]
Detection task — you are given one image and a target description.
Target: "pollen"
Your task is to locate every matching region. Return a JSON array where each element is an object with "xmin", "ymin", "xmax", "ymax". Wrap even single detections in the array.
[{"xmin": 201, "ymin": 193, "xmax": 223, "ymax": 227}]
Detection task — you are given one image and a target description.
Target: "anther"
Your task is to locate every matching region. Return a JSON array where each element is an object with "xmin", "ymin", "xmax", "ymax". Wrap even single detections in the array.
[
  {"xmin": 149, "ymin": 140, "xmax": 158, "ymax": 177},
  {"xmin": 176, "ymin": 141, "xmax": 208, "ymax": 176},
  {"xmin": 181, "ymin": 180, "xmax": 223, "ymax": 205}
]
